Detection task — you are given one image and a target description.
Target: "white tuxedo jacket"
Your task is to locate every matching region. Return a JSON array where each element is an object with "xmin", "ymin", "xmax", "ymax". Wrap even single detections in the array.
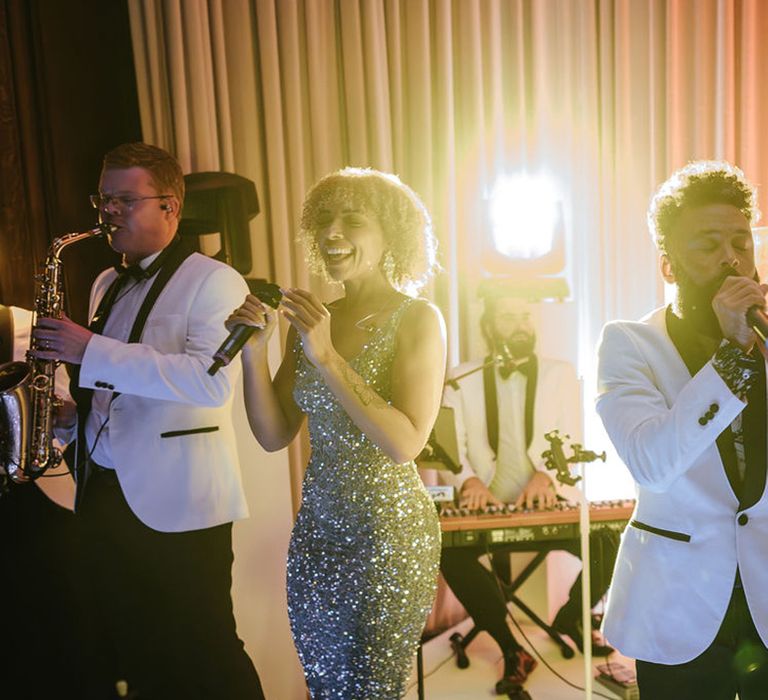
[
  {"xmin": 597, "ymin": 306, "xmax": 768, "ymax": 663},
  {"xmin": 440, "ymin": 356, "xmax": 581, "ymax": 497},
  {"xmin": 78, "ymin": 252, "xmax": 250, "ymax": 533}
]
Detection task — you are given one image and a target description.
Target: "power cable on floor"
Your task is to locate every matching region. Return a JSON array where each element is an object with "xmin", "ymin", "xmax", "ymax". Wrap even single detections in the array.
[{"xmin": 483, "ymin": 539, "xmax": 616, "ymax": 699}]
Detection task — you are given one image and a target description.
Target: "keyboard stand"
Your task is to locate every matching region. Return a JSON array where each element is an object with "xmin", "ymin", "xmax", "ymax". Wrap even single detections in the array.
[
  {"xmin": 500, "ymin": 548, "xmax": 575, "ymax": 659},
  {"xmin": 449, "ymin": 542, "xmax": 575, "ymax": 665}
]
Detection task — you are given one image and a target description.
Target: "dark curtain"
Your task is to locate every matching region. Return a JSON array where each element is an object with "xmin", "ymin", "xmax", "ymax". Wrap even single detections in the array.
[{"xmin": 0, "ymin": 0, "xmax": 142, "ymax": 323}]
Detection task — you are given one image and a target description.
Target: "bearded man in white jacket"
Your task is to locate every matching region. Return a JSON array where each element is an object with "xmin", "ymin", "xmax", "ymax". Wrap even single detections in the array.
[{"xmin": 597, "ymin": 161, "xmax": 768, "ymax": 699}]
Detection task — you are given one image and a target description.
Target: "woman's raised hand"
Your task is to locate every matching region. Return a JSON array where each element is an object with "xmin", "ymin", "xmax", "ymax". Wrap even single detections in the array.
[
  {"xmin": 225, "ymin": 294, "xmax": 278, "ymax": 350},
  {"xmin": 279, "ymin": 288, "xmax": 336, "ymax": 367}
]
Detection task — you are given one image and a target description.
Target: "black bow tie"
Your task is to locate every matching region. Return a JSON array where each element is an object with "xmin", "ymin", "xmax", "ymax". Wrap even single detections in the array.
[
  {"xmin": 498, "ymin": 359, "xmax": 531, "ymax": 380},
  {"xmin": 113, "ymin": 262, "xmax": 148, "ymax": 280}
]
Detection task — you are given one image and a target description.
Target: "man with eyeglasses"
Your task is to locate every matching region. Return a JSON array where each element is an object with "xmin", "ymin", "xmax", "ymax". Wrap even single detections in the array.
[{"xmin": 33, "ymin": 142, "xmax": 265, "ymax": 699}]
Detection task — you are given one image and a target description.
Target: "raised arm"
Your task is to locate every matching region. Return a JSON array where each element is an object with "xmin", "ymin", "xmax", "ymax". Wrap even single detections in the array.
[
  {"xmin": 230, "ymin": 295, "xmax": 305, "ymax": 451},
  {"xmin": 596, "ymin": 321, "xmax": 746, "ymax": 492},
  {"xmin": 34, "ymin": 264, "xmax": 249, "ymax": 407}
]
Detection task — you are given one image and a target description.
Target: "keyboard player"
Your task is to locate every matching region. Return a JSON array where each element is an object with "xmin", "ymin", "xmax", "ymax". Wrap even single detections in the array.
[{"xmin": 439, "ymin": 289, "xmax": 619, "ymax": 692}]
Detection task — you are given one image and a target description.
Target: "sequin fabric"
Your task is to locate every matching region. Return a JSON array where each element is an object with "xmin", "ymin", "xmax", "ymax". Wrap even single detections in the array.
[{"xmin": 289, "ymin": 297, "xmax": 441, "ymax": 699}]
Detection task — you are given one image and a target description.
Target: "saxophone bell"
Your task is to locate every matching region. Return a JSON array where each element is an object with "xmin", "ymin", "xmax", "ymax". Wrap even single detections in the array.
[{"xmin": 0, "ymin": 224, "xmax": 113, "ymax": 484}]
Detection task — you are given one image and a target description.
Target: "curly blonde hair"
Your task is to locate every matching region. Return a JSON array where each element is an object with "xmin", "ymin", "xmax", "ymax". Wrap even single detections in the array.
[{"xmin": 298, "ymin": 167, "xmax": 439, "ymax": 294}]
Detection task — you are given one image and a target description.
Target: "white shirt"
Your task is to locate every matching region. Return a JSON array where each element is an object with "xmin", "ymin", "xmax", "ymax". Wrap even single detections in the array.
[
  {"xmin": 11, "ymin": 306, "xmax": 33, "ymax": 362},
  {"xmin": 441, "ymin": 356, "xmax": 582, "ymax": 503},
  {"xmin": 488, "ymin": 369, "xmax": 536, "ymax": 502},
  {"xmin": 85, "ymin": 251, "xmax": 161, "ymax": 468}
]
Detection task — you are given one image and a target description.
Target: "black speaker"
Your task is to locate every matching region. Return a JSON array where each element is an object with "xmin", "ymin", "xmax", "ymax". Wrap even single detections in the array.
[{"xmin": 179, "ymin": 172, "xmax": 259, "ymax": 274}]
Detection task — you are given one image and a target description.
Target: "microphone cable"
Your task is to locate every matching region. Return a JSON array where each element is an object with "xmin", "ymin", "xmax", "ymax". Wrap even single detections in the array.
[{"xmin": 482, "ymin": 538, "xmax": 617, "ymax": 699}]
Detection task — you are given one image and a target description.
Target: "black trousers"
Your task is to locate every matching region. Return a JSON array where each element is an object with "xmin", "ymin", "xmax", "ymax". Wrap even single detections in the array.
[
  {"xmin": 78, "ymin": 468, "xmax": 265, "ymax": 700},
  {"xmin": 636, "ymin": 585, "xmax": 768, "ymax": 700},
  {"xmin": 0, "ymin": 481, "xmax": 96, "ymax": 700},
  {"xmin": 440, "ymin": 529, "xmax": 620, "ymax": 649}
]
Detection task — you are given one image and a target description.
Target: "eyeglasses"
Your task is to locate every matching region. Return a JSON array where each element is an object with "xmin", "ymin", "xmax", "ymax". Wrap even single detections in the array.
[{"xmin": 90, "ymin": 193, "xmax": 172, "ymax": 212}]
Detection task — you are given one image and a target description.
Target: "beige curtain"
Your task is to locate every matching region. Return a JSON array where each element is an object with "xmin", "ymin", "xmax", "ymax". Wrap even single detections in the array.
[
  {"xmin": 126, "ymin": 0, "xmax": 768, "ymax": 370},
  {"xmin": 128, "ymin": 0, "xmax": 768, "ymax": 684}
]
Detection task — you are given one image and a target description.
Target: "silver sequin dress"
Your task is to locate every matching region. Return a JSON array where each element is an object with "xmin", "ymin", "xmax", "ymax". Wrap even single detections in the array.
[{"xmin": 288, "ymin": 297, "xmax": 441, "ymax": 699}]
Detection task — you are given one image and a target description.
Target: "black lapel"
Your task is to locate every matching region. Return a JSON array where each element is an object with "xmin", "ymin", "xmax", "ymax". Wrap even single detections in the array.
[
  {"xmin": 484, "ymin": 355, "xmax": 537, "ymax": 456},
  {"xmin": 483, "ymin": 357, "xmax": 499, "ymax": 458},
  {"xmin": 524, "ymin": 355, "xmax": 538, "ymax": 449},
  {"xmin": 71, "ymin": 238, "xmax": 194, "ymax": 510},
  {"xmin": 108, "ymin": 239, "xmax": 194, "ymax": 401},
  {"xmin": 739, "ymin": 350, "xmax": 767, "ymax": 510},
  {"xmin": 665, "ymin": 307, "xmax": 743, "ymax": 499},
  {"xmin": 127, "ymin": 240, "xmax": 193, "ymax": 344}
]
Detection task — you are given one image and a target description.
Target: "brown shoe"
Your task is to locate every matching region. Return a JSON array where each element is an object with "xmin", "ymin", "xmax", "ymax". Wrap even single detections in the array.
[{"xmin": 495, "ymin": 648, "xmax": 537, "ymax": 693}]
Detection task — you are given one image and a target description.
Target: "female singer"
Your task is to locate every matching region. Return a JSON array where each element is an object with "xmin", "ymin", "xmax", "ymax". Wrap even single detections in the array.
[{"xmin": 227, "ymin": 168, "xmax": 445, "ymax": 698}]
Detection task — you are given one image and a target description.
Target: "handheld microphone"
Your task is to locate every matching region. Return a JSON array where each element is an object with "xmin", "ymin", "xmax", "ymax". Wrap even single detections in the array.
[
  {"xmin": 207, "ymin": 282, "xmax": 282, "ymax": 376},
  {"xmin": 496, "ymin": 342, "xmax": 514, "ymax": 364},
  {"xmin": 747, "ymin": 306, "xmax": 768, "ymax": 344}
]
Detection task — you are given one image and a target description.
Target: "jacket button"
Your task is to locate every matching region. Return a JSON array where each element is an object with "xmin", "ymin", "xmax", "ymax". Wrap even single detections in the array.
[
  {"xmin": 698, "ymin": 416, "xmax": 708, "ymax": 426},
  {"xmin": 710, "ymin": 403, "xmax": 719, "ymax": 413},
  {"xmin": 95, "ymin": 381, "xmax": 104, "ymax": 388},
  {"xmin": 738, "ymin": 513, "xmax": 749, "ymax": 526}
]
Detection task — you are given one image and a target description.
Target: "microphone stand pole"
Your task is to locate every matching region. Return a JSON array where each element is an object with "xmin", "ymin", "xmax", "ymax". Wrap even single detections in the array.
[
  {"xmin": 542, "ymin": 431, "xmax": 607, "ymax": 700},
  {"xmin": 578, "ymin": 464, "xmax": 592, "ymax": 700},
  {"xmin": 428, "ymin": 355, "xmax": 508, "ymax": 474},
  {"xmin": 444, "ymin": 355, "xmax": 501, "ymax": 391}
]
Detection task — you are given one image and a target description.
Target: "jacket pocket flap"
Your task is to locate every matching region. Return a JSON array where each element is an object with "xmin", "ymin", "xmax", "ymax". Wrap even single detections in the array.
[
  {"xmin": 629, "ymin": 519, "xmax": 691, "ymax": 542},
  {"xmin": 160, "ymin": 426, "xmax": 219, "ymax": 439}
]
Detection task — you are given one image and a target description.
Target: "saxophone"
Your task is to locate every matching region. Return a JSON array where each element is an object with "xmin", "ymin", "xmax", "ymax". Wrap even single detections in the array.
[{"xmin": 0, "ymin": 223, "xmax": 115, "ymax": 483}]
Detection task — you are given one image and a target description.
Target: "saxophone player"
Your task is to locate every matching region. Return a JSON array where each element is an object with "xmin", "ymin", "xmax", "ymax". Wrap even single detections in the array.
[{"xmin": 31, "ymin": 143, "xmax": 265, "ymax": 700}]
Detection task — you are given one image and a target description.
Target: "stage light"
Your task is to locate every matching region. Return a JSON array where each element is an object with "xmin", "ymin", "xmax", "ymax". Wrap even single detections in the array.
[
  {"xmin": 488, "ymin": 173, "xmax": 560, "ymax": 260},
  {"xmin": 481, "ymin": 172, "xmax": 567, "ymax": 295}
]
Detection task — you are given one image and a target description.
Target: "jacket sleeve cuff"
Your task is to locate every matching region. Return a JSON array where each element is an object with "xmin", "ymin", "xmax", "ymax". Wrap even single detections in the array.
[
  {"xmin": 79, "ymin": 334, "xmax": 121, "ymax": 389},
  {"xmin": 712, "ymin": 340, "xmax": 758, "ymax": 400}
]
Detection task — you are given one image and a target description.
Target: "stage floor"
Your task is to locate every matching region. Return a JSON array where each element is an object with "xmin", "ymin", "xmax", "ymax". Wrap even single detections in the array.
[{"xmin": 405, "ymin": 614, "xmax": 635, "ymax": 699}]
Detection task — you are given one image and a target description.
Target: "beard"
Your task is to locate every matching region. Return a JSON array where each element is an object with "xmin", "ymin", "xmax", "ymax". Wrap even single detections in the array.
[
  {"xmin": 496, "ymin": 331, "xmax": 536, "ymax": 360},
  {"xmin": 673, "ymin": 264, "xmax": 749, "ymax": 337}
]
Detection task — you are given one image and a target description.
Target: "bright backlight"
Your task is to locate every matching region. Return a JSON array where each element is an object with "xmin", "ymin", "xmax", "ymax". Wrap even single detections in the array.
[{"xmin": 489, "ymin": 174, "xmax": 560, "ymax": 259}]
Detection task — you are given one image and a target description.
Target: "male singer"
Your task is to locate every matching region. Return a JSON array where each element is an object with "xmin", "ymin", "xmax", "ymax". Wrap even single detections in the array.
[
  {"xmin": 33, "ymin": 143, "xmax": 264, "ymax": 699},
  {"xmin": 597, "ymin": 160, "xmax": 768, "ymax": 699},
  {"xmin": 440, "ymin": 291, "xmax": 617, "ymax": 692}
]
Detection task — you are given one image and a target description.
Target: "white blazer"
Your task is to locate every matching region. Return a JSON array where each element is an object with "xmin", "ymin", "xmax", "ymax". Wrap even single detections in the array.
[
  {"xmin": 596, "ymin": 306, "xmax": 768, "ymax": 664},
  {"xmin": 78, "ymin": 253, "xmax": 250, "ymax": 533},
  {"xmin": 441, "ymin": 356, "xmax": 582, "ymax": 496}
]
